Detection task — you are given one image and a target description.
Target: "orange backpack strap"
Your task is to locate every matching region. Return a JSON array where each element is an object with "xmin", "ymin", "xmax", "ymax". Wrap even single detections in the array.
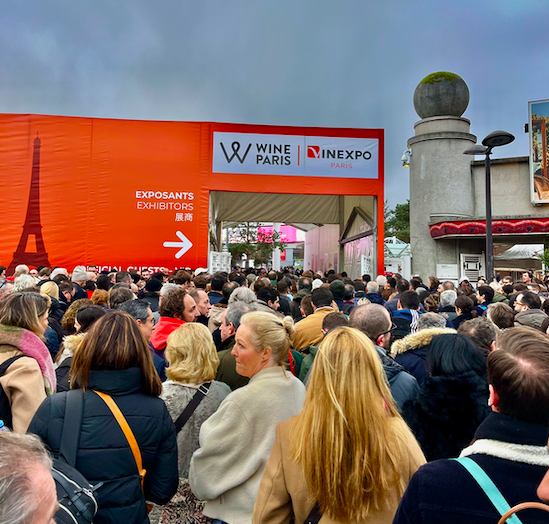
[{"xmin": 94, "ymin": 390, "xmax": 146, "ymax": 492}]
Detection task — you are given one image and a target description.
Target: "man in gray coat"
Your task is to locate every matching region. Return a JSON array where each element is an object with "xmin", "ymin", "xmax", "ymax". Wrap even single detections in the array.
[{"xmin": 349, "ymin": 304, "xmax": 419, "ymax": 409}]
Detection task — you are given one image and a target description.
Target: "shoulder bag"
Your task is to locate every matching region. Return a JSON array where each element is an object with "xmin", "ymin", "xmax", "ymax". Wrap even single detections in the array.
[
  {"xmin": 454, "ymin": 457, "xmax": 549, "ymax": 524},
  {"xmin": 93, "ymin": 390, "xmax": 147, "ymax": 492},
  {"xmin": 52, "ymin": 390, "xmax": 102, "ymax": 524},
  {"xmin": 160, "ymin": 382, "xmax": 212, "ymax": 524}
]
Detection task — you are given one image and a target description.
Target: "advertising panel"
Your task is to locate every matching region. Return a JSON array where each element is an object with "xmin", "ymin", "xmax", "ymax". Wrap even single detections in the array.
[
  {"xmin": 529, "ymin": 99, "xmax": 549, "ymax": 203},
  {"xmin": 0, "ymin": 115, "xmax": 383, "ymax": 274},
  {"xmin": 0, "ymin": 115, "xmax": 208, "ymax": 274},
  {"xmin": 213, "ymin": 132, "xmax": 378, "ymax": 179}
]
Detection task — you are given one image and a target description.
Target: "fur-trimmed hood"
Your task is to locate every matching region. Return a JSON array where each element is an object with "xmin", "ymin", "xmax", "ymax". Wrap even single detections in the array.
[
  {"xmin": 54, "ymin": 332, "xmax": 86, "ymax": 369},
  {"xmin": 391, "ymin": 327, "xmax": 456, "ymax": 357}
]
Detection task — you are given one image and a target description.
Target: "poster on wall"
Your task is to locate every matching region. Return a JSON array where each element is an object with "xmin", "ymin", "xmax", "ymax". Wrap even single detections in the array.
[{"xmin": 529, "ymin": 99, "xmax": 549, "ymax": 203}]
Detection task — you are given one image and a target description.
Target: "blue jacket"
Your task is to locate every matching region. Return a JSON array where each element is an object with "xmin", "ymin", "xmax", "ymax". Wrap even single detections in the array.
[
  {"xmin": 208, "ymin": 291, "xmax": 223, "ymax": 306},
  {"xmin": 28, "ymin": 368, "xmax": 178, "ymax": 524},
  {"xmin": 473, "ymin": 301, "xmax": 491, "ymax": 317},
  {"xmin": 385, "ymin": 294, "xmax": 401, "ymax": 315},
  {"xmin": 394, "ymin": 413, "xmax": 549, "ymax": 524},
  {"xmin": 365, "ymin": 292, "xmax": 385, "ymax": 305}
]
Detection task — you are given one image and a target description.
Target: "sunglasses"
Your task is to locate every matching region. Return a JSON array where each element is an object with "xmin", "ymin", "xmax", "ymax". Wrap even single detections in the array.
[{"xmin": 380, "ymin": 322, "xmax": 397, "ymax": 336}]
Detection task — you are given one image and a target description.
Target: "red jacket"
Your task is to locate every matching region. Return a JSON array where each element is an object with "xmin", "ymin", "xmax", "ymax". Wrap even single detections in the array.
[{"xmin": 150, "ymin": 317, "xmax": 185, "ymax": 358}]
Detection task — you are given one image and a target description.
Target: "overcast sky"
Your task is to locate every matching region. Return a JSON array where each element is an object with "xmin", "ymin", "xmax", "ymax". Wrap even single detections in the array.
[{"xmin": 1, "ymin": 1, "xmax": 547, "ymax": 207}]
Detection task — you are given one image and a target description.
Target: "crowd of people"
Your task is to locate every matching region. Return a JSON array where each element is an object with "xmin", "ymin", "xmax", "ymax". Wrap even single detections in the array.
[{"xmin": 0, "ymin": 263, "xmax": 548, "ymax": 524}]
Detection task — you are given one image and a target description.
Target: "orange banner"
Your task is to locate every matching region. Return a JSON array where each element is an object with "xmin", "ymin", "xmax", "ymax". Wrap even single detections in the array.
[{"xmin": 0, "ymin": 115, "xmax": 384, "ymax": 274}]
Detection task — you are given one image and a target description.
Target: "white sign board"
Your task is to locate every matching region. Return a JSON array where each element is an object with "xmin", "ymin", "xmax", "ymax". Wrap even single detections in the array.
[
  {"xmin": 209, "ymin": 251, "xmax": 231, "ymax": 274},
  {"xmin": 361, "ymin": 255, "xmax": 373, "ymax": 277},
  {"xmin": 436, "ymin": 264, "xmax": 459, "ymax": 280},
  {"xmin": 213, "ymin": 132, "xmax": 378, "ymax": 179}
]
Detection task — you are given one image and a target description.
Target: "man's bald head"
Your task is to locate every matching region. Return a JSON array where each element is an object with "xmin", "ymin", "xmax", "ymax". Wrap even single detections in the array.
[{"xmin": 348, "ymin": 303, "xmax": 391, "ymax": 342}]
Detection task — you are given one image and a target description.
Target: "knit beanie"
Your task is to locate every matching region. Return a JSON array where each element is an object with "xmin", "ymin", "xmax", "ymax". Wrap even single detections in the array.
[
  {"xmin": 329, "ymin": 279, "xmax": 345, "ymax": 301},
  {"xmin": 145, "ymin": 278, "xmax": 163, "ymax": 292},
  {"xmin": 72, "ymin": 266, "xmax": 88, "ymax": 282}
]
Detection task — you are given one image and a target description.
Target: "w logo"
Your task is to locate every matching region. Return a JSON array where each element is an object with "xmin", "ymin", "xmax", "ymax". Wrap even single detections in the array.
[
  {"xmin": 220, "ymin": 141, "xmax": 252, "ymax": 164},
  {"xmin": 307, "ymin": 145, "xmax": 320, "ymax": 159}
]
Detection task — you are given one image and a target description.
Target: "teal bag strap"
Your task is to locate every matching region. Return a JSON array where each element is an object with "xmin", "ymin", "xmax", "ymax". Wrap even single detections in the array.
[{"xmin": 452, "ymin": 457, "xmax": 522, "ymax": 524}]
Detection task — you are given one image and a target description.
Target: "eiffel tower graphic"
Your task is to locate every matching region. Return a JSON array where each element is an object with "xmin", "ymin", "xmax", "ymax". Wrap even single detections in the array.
[{"xmin": 7, "ymin": 136, "xmax": 51, "ymax": 274}]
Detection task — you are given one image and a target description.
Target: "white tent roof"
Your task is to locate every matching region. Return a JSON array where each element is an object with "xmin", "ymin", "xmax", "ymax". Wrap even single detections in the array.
[{"xmin": 494, "ymin": 244, "xmax": 543, "ymax": 260}]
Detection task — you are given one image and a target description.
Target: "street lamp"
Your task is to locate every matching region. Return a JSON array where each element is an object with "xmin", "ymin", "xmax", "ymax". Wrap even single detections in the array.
[{"xmin": 464, "ymin": 130, "xmax": 515, "ymax": 282}]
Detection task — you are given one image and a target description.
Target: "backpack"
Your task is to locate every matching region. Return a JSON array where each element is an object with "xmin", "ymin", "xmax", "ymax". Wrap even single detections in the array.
[
  {"xmin": 0, "ymin": 355, "xmax": 25, "ymax": 429},
  {"xmin": 51, "ymin": 390, "xmax": 102, "ymax": 524}
]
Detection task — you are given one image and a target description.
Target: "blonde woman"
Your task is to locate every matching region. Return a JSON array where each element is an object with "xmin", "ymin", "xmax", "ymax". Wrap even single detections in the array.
[
  {"xmin": 161, "ymin": 323, "xmax": 231, "ymax": 477},
  {"xmin": 158, "ymin": 323, "xmax": 231, "ymax": 523},
  {"xmin": 253, "ymin": 327, "xmax": 426, "ymax": 524},
  {"xmin": 190, "ymin": 312, "xmax": 306, "ymax": 524}
]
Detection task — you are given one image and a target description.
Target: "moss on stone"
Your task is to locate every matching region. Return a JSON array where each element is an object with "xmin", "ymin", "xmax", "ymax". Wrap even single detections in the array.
[{"xmin": 420, "ymin": 72, "xmax": 461, "ymax": 85}]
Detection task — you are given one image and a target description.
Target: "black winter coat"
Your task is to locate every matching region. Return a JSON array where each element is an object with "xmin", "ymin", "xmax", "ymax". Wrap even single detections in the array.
[
  {"xmin": 55, "ymin": 357, "xmax": 72, "ymax": 392},
  {"xmin": 451, "ymin": 311, "xmax": 474, "ymax": 330},
  {"xmin": 49, "ymin": 296, "xmax": 67, "ymax": 323},
  {"xmin": 142, "ymin": 293, "xmax": 160, "ymax": 312},
  {"xmin": 402, "ymin": 371, "xmax": 491, "ymax": 461},
  {"xmin": 28, "ymin": 368, "xmax": 178, "ymax": 524},
  {"xmin": 394, "ymin": 413, "xmax": 549, "ymax": 524}
]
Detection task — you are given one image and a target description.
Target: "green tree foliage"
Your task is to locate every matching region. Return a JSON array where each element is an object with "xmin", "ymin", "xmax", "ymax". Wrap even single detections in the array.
[
  {"xmin": 385, "ymin": 200, "xmax": 410, "ymax": 243},
  {"xmin": 227, "ymin": 222, "xmax": 286, "ymax": 268},
  {"xmin": 537, "ymin": 247, "xmax": 549, "ymax": 274}
]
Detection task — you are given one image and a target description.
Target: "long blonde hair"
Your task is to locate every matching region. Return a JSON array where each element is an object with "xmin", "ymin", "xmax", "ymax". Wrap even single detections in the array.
[{"xmin": 290, "ymin": 327, "xmax": 408, "ymax": 522}]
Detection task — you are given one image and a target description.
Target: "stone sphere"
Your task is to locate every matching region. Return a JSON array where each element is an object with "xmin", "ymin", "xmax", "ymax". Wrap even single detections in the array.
[{"xmin": 413, "ymin": 72, "xmax": 469, "ymax": 119}]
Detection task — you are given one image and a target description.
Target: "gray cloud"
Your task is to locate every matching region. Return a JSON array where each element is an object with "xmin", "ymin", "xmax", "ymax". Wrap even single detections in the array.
[{"xmin": 1, "ymin": 1, "xmax": 548, "ymax": 206}]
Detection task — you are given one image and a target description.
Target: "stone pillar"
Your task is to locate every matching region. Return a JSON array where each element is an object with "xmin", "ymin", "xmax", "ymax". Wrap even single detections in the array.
[
  {"xmin": 272, "ymin": 222, "xmax": 281, "ymax": 270},
  {"xmin": 408, "ymin": 72, "xmax": 477, "ymax": 279},
  {"xmin": 285, "ymin": 247, "xmax": 294, "ymax": 267}
]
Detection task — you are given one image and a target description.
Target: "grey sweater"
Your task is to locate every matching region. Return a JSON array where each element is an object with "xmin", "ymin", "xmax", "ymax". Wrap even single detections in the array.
[{"xmin": 160, "ymin": 379, "xmax": 230, "ymax": 477}]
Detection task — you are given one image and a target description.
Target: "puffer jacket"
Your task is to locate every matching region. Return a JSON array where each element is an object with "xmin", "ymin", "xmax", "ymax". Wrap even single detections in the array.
[
  {"xmin": 492, "ymin": 291, "xmax": 509, "ymax": 305},
  {"xmin": 401, "ymin": 371, "xmax": 490, "ymax": 461},
  {"xmin": 514, "ymin": 308, "xmax": 548, "ymax": 329},
  {"xmin": 28, "ymin": 368, "xmax": 179, "ymax": 524},
  {"xmin": 391, "ymin": 328, "xmax": 456, "ymax": 385}
]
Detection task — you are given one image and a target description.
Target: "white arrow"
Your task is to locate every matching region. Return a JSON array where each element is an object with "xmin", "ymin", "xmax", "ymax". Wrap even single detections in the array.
[{"xmin": 163, "ymin": 231, "xmax": 193, "ymax": 259}]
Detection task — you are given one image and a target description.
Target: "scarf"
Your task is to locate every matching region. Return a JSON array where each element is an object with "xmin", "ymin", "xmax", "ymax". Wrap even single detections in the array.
[{"xmin": 0, "ymin": 324, "xmax": 56, "ymax": 395}]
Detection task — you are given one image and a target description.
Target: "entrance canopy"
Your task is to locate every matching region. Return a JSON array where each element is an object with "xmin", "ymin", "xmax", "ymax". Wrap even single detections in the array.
[{"xmin": 210, "ymin": 192, "xmax": 340, "ymax": 224}]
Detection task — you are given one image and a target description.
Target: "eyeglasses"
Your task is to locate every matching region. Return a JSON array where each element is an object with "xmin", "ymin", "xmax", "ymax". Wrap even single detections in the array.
[{"xmin": 380, "ymin": 323, "xmax": 397, "ymax": 336}]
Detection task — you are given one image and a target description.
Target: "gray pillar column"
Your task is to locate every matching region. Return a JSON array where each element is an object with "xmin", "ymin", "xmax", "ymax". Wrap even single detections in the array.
[{"xmin": 408, "ymin": 116, "xmax": 476, "ymax": 278}]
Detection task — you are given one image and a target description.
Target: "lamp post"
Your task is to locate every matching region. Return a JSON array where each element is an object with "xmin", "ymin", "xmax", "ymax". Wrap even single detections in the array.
[{"xmin": 464, "ymin": 130, "xmax": 515, "ymax": 282}]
